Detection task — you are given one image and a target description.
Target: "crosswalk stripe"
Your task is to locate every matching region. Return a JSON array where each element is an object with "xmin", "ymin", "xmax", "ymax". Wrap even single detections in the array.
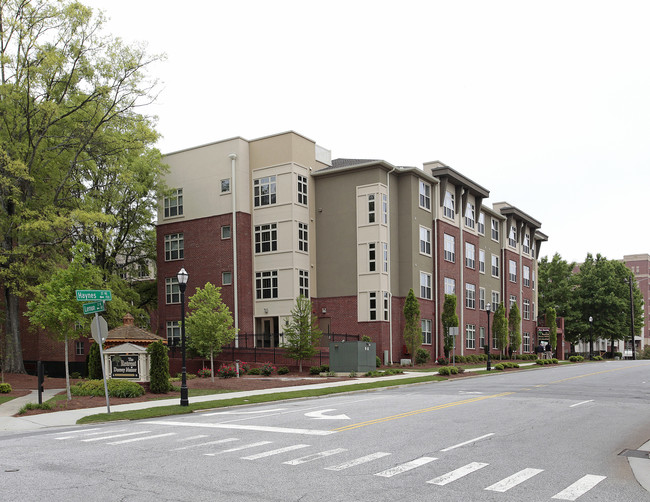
[
  {"xmin": 81, "ymin": 431, "xmax": 151, "ymax": 442},
  {"xmin": 427, "ymin": 462, "xmax": 489, "ymax": 485},
  {"xmin": 325, "ymin": 452, "xmax": 391, "ymax": 471},
  {"xmin": 375, "ymin": 457, "xmax": 437, "ymax": 478},
  {"xmin": 107, "ymin": 433, "xmax": 177, "ymax": 445},
  {"xmin": 170, "ymin": 438, "xmax": 238, "ymax": 451},
  {"xmin": 552, "ymin": 475, "xmax": 607, "ymax": 501},
  {"xmin": 284, "ymin": 448, "xmax": 348, "ymax": 465},
  {"xmin": 56, "ymin": 429, "xmax": 126, "ymax": 440},
  {"xmin": 204, "ymin": 441, "xmax": 272, "ymax": 456},
  {"xmin": 177, "ymin": 435, "xmax": 209, "ymax": 442},
  {"xmin": 485, "ymin": 468, "xmax": 544, "ymax": 492},
  {"xmin": 52, "ymin": 428, "xmax": 103, "ymax": 437},
  {"xmin": 242, "ymin": 444, "xmax": 310, "ymax": 460}
]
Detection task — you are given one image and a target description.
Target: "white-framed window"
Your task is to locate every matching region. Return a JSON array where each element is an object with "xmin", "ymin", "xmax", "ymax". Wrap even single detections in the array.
[
  {"xmin": 477, "ymin": 212, "xmax": 485, "ymax": 235},
  {"xmin": 491, "ymin": 291, "xmax": 500, "ymax": 309},
  {"xmin": 368, "ymin": 194, "xmax": 376, "ymax": 223},
  {"xmin": 491, "ymin": 218, "xmax": 499, "ymax": 241},
  {"xmin": 164, "ymin": 233, "xmax": 184, "ymax": 261},
  {"xmin": 299, "ymin": 270, "xmax": 309, "ymax": 297},
  {"xmin": 491, "ymin": 254, "xmax": 500, "ymax": 277},
  {"xmin": 75, "ymin": 341, "xmax": 84, "ymax": 355},
  {"xmin": 492, "ymin": 332, "xmax": 499, "ymax": 350},
  {"xmin": 479, "ymin": 249, "xmax": 486, "ymax": 273},
  {"xmin": 222, "ymin": 271, "xmax": 232, "ymax": 285},
  {"xmin": 523, "ymin": 299, "xmax": 530, "ymax": 320},
  {"xmin": 532, "ymin": 270, "xmax": 536, "ymax": 290},
  {"xmin": 479, "ymin": 287, "xmax": 486, "ymax": 310},
  {"xmin": 369, "ymin": 243, "xmax": 376, "ymax": 272},
  {"xmin": 254, "ymin": 176, "xmax": 277, "ymax": 207},
  {"xmin": 422, "ymin": 319, "xmax": 432, "ymax": 345},
  {"xmin": 420, "ymin": 272, "xmax": 432, "ymax": 300},
  {"xmin": 255, "ymin": 270, "xmax": 278, "ymax": 299},
  {"xmin": 444, "ymin": 234, "xmax": 455, "ymax": 262},
  {"xmin": 255, "ymin": 223, "xmax": 278, "ymax": 253},
  {"xmin": 443, "ymin": 190, "xmax": 455, "ymax": 219},
  {"xmin": 509, "ymin": 260, "xmax": 517, "ymax": 282},
  {"xmin": 479, "ymin": 326, "xmax": 486, "ymax": 348},
  {"xmin": 419, "ymin": 181, "xmax": 431, "ymax": 210},
  {"xmin": 137, "ymin": 263, "xmax": 149, "ymax": 278},
  {"xmin": 420, "ymin": 226, "xmax": 431, "ymax": 256},
  {"xmin": 165, "ymin": 277, "xmax": 180, "ymax": 304},
  {"xmin": 383, "ymin": 292, "xmax": 390, "ymax": 321},
  {"xmin": 164, "ymin": 188, "xmax": 183, "ymax": 218},
  {"xmin": 297, "ymin": 175, "xmax": 308, "ymax": 205},
  {"xmin": 523, "ymin": 332, "xmax": 530, "ymax": 352},
  {"xmin": 166, "ymin": 321, "xmax": 180, "ymax": 346},
  {"xmin": 220, "ymin": 178, "xmax": 231, "ymax": 193},
  {"xmin": 523, "ymin": 265, "xmax": 530, "ymax": 287},
  {"xmin": 523, "ymin": 233, "xmax": 530, "ymax": 254},
  {"xmin": 508, "ymin": 225, "xmax": 517, "ymax": 248},
  {"xmin": 465, "ymin": 202, "xmax": 475, "ymax": 229},
  {"xmin": 221, "ymin": 225, "xmax": 231, "ymax": 239},
  {"xmin": 298, "ymin": 222, "xmax": 308, "ymax": 252},
  {"xmin": 382, "ymin": 243, "xmax": 388, "ymax": 273},
  {"xmin": 509, "ymin": 295, "xmax": 517, "ymax": 309},
  {"xmin": 466, "ymin": 283, "xmax": 476, "ymax": 309},
  {"xmin": 382, "ymin": 194, "xmax": 388, "ymax": 224},
  {"xmin": 444, "ymin": 277, "xmax": 456, "ymax": 295},
  {"xmin": 466, "ymin": 324, "xmax": 476, "ymax": 349},
  {"xmin": 465, "ymin": 242, "xmax": 475, "ymax": 269},
  {"xmin": 369, "ymin": 292, "xmax": 377, "ymax": 320}
]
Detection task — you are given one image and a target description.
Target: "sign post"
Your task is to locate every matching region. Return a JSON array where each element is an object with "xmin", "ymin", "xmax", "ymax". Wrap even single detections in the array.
[{"xmin": 93, "ymin": 313, "xmax": 110, "ymax": 414}]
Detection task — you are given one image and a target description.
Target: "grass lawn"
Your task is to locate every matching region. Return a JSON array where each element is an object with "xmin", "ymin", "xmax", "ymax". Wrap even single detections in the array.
[{"xmin": 0, "ymin": 395, "xmax": 16, "ymax": 405}]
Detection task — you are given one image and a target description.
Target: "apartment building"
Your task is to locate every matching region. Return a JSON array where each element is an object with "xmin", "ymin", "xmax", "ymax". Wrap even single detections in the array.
[
  {"xmin": 623, "ymin": 254, "xmax": 650, "ymax": 351},
  {"xmin": 156, "ymin": 131, "xmax": 546, "ymax": 364}
]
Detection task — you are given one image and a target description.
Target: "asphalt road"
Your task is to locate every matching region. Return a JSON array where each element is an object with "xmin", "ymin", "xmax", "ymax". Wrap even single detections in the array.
[{"xmin": 2, "ymin": 360, "xmax": 650, "ymax": 501}]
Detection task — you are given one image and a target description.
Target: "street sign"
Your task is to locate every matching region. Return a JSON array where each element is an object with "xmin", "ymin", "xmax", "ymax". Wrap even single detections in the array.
[
  {"xmin": 83, "ymin": 301, "xmax": 105, "ymax": 315},
  {"xmin": 76, "ymin": 290, "xmax": 112, "ymax": 301},
  {"xmin": 91, "ymin": 315, "xmax": 109, "ymax": 344}
]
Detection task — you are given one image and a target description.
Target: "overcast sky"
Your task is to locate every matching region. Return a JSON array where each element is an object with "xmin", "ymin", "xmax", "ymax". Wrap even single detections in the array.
[{"xmin": 83, "ymin": 0, "xmax": 650, "ymax": 264}]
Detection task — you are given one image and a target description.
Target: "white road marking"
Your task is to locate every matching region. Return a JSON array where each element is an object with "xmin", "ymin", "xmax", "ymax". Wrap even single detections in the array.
[
  {"xmin": 51, "ymin": 428, "xmax": 103, "ymax": 437},
  {"xmin": 170, "ymin": 438, "xmax": 238, "ymax": 451},
  {"xmin": 427, "ymin": 462, "xmax": 489, "ymax": 485},
  {"xmin": 374, "ymin": 457, "xmax": 437, "ymax": 478},
  {"xmin": 570, "ymin": 400, "xmax": 594, "ymax": 408},
  {"xmin": 242, "ymin": 444, "xmax": 310, "ymax": 460},
  {"xmin": 304, "ymin": 409, "xmax": 350, "ymax": 420},
  {"xmin": 325, "ymin": 452, "xmax": 391, "ymax": 471},
  {"xmin": 146, "ymin": 420, "xmax": 334, "ymax": 436},
  {"xmin": 485, "ymin": 468, "xmax": 544, "ymax": 492},
  {"xmin": 204, "ymin": 441, "xmax": 272, "ymax": 456},
  {"xmin": 458, "ymin": 391, "xmax": 484, "ymax": 395},
  {"xmin": 284, "ymin": 448, "xmax": 348, "ymax": 465},
  {"xmin": 177, "ymin": 435, "xmax": 209, "ymax": 442},
  {"xmin": 551, "ymin": 475, "xmax": 607, "ymax": 500},
  {"xmin": 107, "ymin": 433, "xmax": 176, "ymax": 445},
  {"xmin": 204, "ymin": 408, "xmax": 286, "ymax": 416},
  {"xmin": 55, "ymin": 429, "xmax": 126, "ymax": 440},
  {"xmin": 81, "ymin": 431, "xmax": 151, "ymax": 442},
  {"xmin": 440, "ymin": 433, "xmax": 495, "ymax": 452}
]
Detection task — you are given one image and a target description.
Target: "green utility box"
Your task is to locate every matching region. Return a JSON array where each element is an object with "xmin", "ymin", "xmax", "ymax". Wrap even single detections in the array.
[{"xmin": 329, "ymin": 341, "xmax": 376, "ymax": 373}]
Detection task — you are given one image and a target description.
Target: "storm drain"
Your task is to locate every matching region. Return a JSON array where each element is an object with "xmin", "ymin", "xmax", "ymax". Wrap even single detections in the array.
[{"xmin": 619, "ymin": 449, "xmax": 650, "ymax": 459}]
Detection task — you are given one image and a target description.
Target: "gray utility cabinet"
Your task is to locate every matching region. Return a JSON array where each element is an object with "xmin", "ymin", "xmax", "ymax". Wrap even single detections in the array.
[{"xmin": 329, "ymin": 341, "xmax": 376, "ymax": 373}]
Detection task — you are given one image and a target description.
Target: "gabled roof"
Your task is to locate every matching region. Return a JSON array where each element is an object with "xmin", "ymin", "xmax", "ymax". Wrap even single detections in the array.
[{"xmin": 104, "ymin": 314, "xmax": 166, "ymax": 346}]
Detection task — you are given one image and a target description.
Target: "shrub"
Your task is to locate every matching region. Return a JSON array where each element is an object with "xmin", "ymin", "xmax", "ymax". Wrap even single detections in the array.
[
  {"xmin": 70, "ymin": 371, "xmax": 82, "ymax": 379},
  {"xmin": 592, "ymin": 356, "xmax": 603, "ymax": 361},
  {"xmin": 494, "ymin": 363, "xmax": 505, "ymax": 371},
  {"xmin": 349, "ymin": 371, "xmax": 357, "ymax": 378},
  {"xmin": 536, "ymin": 359, "xmax": 544, "ymax": 365},
  {"xmin": 436, "ymin": 357, "xmax": 448, "ymax": 366},
  {"xmin": 18, "ymin": 402, "xmax": 52, "ymax": 414},
  {"xmin": 248, "ymin": 367, "xmax": 261, "ymax": 375},
  {"xmin": 260, "ymin": 362, "xmax": 276, "ymax": 376},
  {"xmin": 0, "ymin": 383, "xmax": 12, "ymax": 393},
  {"xmin": 615, "ymin": 352, "xmax": 623, "ymax": 359},
  {"xmin": 147, "ymin": 341, "xmax": 172, "ymax": 393},
  {"xmin": 71, "ymin": 379, "xmax": 144, "ymax": 398},
  {"xmin": 415, "ymin": 348, "xmax": 430, "ymax": 365},
  {"xmin": 88, "ymin": 342, "xmax": 103, "ymax": 380},
  {"xmin": 320, "ymin": 365, "xmax": 329, "ymax": 373},
  {"xmin": 376, "ymin": 356, "xmax": 382, "ymax": 368},
  {"xmin": 277, "ymin": 366, "xmax": 289, "ymax": 375},
  {"xmin": 449, "ymin": 366, "xmax": 459, "ymax": 375},
  {"xmin": 197, "ymin": 368, "xmax": 212, "ymax": 378},
  {"xmin": 457, "ymin": 366, "xmax": 465, "ymax": 373},
  {"xmin": 569, "ymin": 355, "xmax": 585, "ymax": 363},
  {"xmin": 217, "ymin": 364, "xmax": 237, "ymax": 378},
  {"xmin": 361, "ymin": 335, "xmax": 372, "ymax": 342},
  {"xmin": 551, "ymin": 358, "xmax": 559, "ymax": 364},
  {"xmin": 438, "ymin": 366, "xmax": 451, "ymax": 376},
  {"xmin": 309, "ymin": 366, "xmax": 321, "ymax": 375},
  {"xmin": 238, "ymin": 361, "xmax": 251, "ymax": 374}
]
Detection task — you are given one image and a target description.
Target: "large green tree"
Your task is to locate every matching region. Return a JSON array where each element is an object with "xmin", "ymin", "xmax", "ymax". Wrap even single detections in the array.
[
  {"xmin": 403, "ymin": 288, "xmax": 421, "ymax": 364},
  {"xmin": 441, "ymin": 294, "xmax": 459, "ymax": 359},
  {"xmin": 0, "ymin": 0, "xmax": 164, "ymax": 372},
  {"xmin": 493, "ymin": 303, "xmax": 508, "ymax": 359},
  {"xmin": 547, "ymin": 307, "xmax": 557, "ymax": 351},
  {"xmin": 186, "ymin": 283, "xmax": 237, "ymax": 382},
  {"xmin": 508, "ymin": 302, "xmax": 521, "ymax": 357},
  {"xmin": 538, "ymin": 253, "xmax": 576, "ymax": 317},
  {"xmin": 283, "ymin": 295, "xmax": 322, "ymax": 372}
]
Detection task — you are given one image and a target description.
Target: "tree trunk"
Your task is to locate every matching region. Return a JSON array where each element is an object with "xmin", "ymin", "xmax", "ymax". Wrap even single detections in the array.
[
  {"xmin": 3, "ymin": 288, "xmax": 26, "ymax": 374},
  {"xmin": 299, "ymin": 360, "xmax": 302, "ymax": 373},
  {"xmin": 64, "ymin": 333, "xmax": 71, "ymax": 401},
  {"xmin": 210, "ymin": 349, "xmax": 214, "ymax": 383}
]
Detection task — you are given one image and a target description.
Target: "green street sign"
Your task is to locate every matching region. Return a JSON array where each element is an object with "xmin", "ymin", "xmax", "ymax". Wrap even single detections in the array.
[
  {"xmin": 83, "ymin": 301, "xmax": 105, "ymax": 315},
  {"xmin": 76, "ymin": 290, "xmax": 112, "ymax": 301}
]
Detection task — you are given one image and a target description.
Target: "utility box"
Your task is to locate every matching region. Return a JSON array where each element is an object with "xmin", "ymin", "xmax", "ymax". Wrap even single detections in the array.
[{"xmin": 329, "ymin": 341, "xmax": 376, "ymax": 373}]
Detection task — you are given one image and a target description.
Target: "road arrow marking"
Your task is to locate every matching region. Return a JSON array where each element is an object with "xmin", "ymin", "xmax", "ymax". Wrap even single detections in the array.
[{"xmin": 305, "ymin": 409, "xmax": 350, "ymax": 420}]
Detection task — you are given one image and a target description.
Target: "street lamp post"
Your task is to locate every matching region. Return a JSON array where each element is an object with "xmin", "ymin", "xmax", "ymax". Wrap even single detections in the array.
[
  {"xmin": 486, "ymin": 303, "xmax": 492, "ymax": 371},
  {"xmin": 177, "ymin": 267, "xmax": 189, "ymax": 406},
  {"xmin": 588, "ymin": 316, "xmax": 593, "ymax": 360}
]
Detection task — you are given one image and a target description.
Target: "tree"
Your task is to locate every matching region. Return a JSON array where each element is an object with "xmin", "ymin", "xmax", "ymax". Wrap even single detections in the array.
[
  {"xmin": 508, "ymin": 302, "xmax": 521, "ymax": 358},
  {"xmin": 283, "ymin": 295, "xmax": 322, "ymax": 372},
  {"xmin": 493, "ymin": 303, "xmax": 508, "ymax": 359},
  {"xmin": 441, "ymin": 294, "xmax": 459, "ymax": 359},
  {"xmin": 186, "ymin": 283, "xmax": 237, "ymax": 382},
  {"xmin": 547, "ymin": 307, "xmax": 557, "ymax": 352},
  {"xmin": 538, "ymin": 253, "xmax": 576, "ymax": 317},
  {"xmin": 147, "ymin": 341, "xmax": 171, "ymax": 393},
  {"xmin": 0, "ymin": 0, "xmax": 164, "ymax": 373},
  {"xmin": 87, "ymin": 342, "xmax": 103, "ymax": 380},
  {"xmin": 403, "ymin": 289, "xmax": 421, "ymax": 364},
  {"xmin": 24, "ymin": 243, "xmax": 103, "ymax": 399}
]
